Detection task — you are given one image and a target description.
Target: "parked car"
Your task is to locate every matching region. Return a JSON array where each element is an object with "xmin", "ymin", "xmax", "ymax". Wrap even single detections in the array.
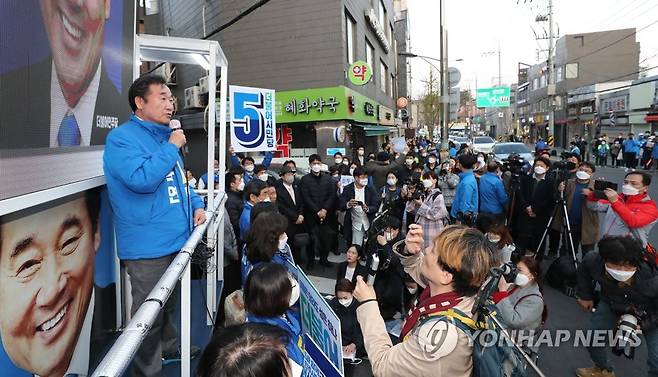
[
  {"xmin": 491, "ymin": 142, "xmax": 534, "ymax": 168},
  {"xmin": 449, "ymin": 136, "xmax": 471, "ymax": 147},
  {"xmin": 472, "ymin": 136, "xmax": 496, "ymax": 154}
]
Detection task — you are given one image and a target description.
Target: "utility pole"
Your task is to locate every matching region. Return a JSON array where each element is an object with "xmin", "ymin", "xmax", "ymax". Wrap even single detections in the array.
[
  {"xmin": 547, "ymin": 0, "xmax": 555, "ymax": 144},
  {"xmin": 439, "ymin": 0, "xmax": 449, "ymax": 150}
]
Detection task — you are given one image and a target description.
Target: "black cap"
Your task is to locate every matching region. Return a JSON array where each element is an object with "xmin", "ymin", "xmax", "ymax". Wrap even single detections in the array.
[{"xmin": 279, "ymin": 165, "xmax": 295, "ymax": 175}]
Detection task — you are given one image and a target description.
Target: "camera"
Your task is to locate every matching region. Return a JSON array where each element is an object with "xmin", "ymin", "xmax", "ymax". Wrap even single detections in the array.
[
  {"xmin": 455, "ymin": 211, "xmax": 476, "ymax": 227},
  {"xmin": 402, "ymin": 177, "xmax": 426, "ymax": 201},
  {"xmin": 498, "ymin": 262, "xmax": 520, "ymax": 284},
  {"xmin": 612, "ymin": 314, "xmax": 641, "ymax": 359}
]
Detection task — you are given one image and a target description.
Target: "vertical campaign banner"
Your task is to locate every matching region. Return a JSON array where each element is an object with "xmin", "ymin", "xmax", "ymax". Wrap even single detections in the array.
[
  {"xmin": 230, "ymin": 85, "xmax": 276, "ymax": 152},
  {"xmin": 286, "ymin": 262, "xmax": 344, "ymax": 375}
]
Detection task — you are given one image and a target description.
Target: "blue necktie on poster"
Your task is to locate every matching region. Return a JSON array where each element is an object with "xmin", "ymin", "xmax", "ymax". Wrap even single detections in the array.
[{"xmin": 58, "ymin": 111, "xmax": 81, "ymax": 146}]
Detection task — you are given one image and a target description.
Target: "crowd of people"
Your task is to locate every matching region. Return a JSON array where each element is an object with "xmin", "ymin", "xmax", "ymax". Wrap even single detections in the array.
[{"xmin": 105, "ymin": 75, "xmax": 658, "ymax": 377}]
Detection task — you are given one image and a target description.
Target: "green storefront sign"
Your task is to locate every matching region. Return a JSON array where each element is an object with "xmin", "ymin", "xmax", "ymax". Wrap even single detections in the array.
[
  {"xmin": 476, "ymin": 87, "xmax": 511, "ymax": 108},
  {"xmin": 348, "ymin": 60, "xmax": 373, "ymax": 85},
  {"xmin": 276, "ymin": 86, "xmax": 382, "ymax": 124}
]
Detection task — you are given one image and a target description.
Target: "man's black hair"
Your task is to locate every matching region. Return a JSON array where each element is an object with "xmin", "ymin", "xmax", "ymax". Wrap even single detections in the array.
[
  {"xmin": 242, "ymin": 156, "xmax": 255, "ymax": 165},
  {"xmin": 385, "ymin": 216, "xmax": 401, "ymax": 230},
  {"xmin": 308, "ymin": 154, "xmax": 322, "ymax": 164},
  {"xmin": 579, "ymin": 161, "xmax": 596, "ymax": 173},
  {"xmin": 128, "ymin": 74, "xmax": 167, "ymax": 112},
  {"xmin": 353, "ymin": 166, "xmax": 367, "ymax": 177},
  {"xmin": 253, "ymin": 164, "xmax": 267, "ymax": 175},
  {"xmin": 598, "ymin": 236, "xmax": 644, "ymax": 267},
  {"xmin": 333, "ymin": 152, "xmax": 343, "ymax": 158},
  {"xmin": 283, "ymin": 160, "xmax": 297, "ymax": 167},
  {"xmin": 243, "ymin": 180, "xmax": 267, "ymax": 202},
  {"xmin": 625, "ymin": 171, "xmax": 652, "ymax": 186},
  {"xmin": 458, "ymin": 154, "xmax": 477, "ymax": 170},
  {"xmin": 225, "ymin": 166, "xmax": 244, "ymax": 190}
]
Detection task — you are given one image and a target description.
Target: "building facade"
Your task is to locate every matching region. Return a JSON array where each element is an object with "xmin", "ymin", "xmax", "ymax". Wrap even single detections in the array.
[{"xmin": 142, "ymin": 0, "xmax": 399, "ymax": 169}]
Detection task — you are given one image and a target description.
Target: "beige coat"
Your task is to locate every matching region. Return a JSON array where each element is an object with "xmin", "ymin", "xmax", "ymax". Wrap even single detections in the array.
[
  {"xmin": 356, "ymin": 251, "xmax": 475, "ymax": 377},
  {"xmin": 551, "ymin": 178, "xmax": 599, "ymax": 245}
]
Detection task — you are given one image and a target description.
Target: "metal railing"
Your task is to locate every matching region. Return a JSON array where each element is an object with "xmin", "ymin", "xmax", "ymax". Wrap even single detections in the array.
[{"xmin": 92, "ymin": 193, "xmax": 227, "ymax": 377}]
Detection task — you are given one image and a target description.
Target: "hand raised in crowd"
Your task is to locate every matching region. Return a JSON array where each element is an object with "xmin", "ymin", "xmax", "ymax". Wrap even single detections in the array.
[
  {"xmin": 353, "ymin": 276, "xmax": 377, "ymax": 302},
  {"xmin": 604, "ymin": 188, "xmax": 619, "ymax": 203},
  {"xmin": 348, "ymin": 199, "xmax": 357, "ymax": 208},
  {"xmin": 194, "ymin": 208, "xmax": 207, "ymax": 226},
  {"xmin": 169, "ymin": 129, "xmax": 186, "ymax": 148},
  {"xmin": 405, "ymin": 224, "xmax": 424, "ymax": 255},
  {"xmin": 343, "ymin": 343, "xmax": 357, "ymax": 355},
  {"xmin": 295, "ymin": 215, "xmax": 304, "ymax": 225},
  {"xmin": 376, "ymin": 234, "xmax": 387, "ymax": 246}
]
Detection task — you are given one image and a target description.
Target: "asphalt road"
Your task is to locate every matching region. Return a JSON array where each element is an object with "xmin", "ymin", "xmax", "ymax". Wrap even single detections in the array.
[{"xmin": 532, "ymin": 164, "xmax": 658, "ymax": 377}]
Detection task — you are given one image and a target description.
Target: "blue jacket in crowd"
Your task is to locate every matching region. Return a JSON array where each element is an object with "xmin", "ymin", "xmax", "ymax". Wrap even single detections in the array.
[
  {"xmin": 450, "ymin": 170, "xmax": 479, "ymax": 218},
  {"xmin": 240, "ymin": 201, "xmax": 254, "ymax": 241},
  {"xmin": 449, "ymin": 147, "xmax": 458, "ymax": 157},
  {"xmin": 240, "ymin": 243, "xmax": 295, "ymax": 287},
  {"xmin": 479, "ymin": 172, "xmax": 509, "ymax": 215},
  {"xmin": 104, "ymin": 115, "xmax": 205, "ymax": 260},
  {"xmin": 247, "ymin": 309, "xmax": 304, "ymax": 367},
  {"xmin": 230, "ymin": 151, "xmax": 273, "ymax": 184},
  {"xmin": 623, "ymin": 138, "xmax": 641, "ymax": 154}
]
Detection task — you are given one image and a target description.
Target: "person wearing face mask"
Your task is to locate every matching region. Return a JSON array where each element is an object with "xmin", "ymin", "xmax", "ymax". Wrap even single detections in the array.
[
  {"xmin": 253, "ymin": 164, "xmax": 273, "ymax": 185},
  {"xmin": 411, "ymin": 171, "xmax": 449, "ymax": 249},
  {"xmin": 276, "ymin": 166, "xmax": 305, "ymax": 262},
  {"xmin": 478, "ymin": 161, "xmax": 509, "ymax": 223},
  {"xmin": 339, "ymin": 167, "xmax": 380, "ymax": 246},
  {"xmin": 396, "ymin": 153, "xmax": 416, "ymax": 183},
  {"xmin": 329, "ymin": 279, "xmax": 366, "ymax": 363},
  {"xmin": 422, "ymin": 152, "xmax": 441, "ymax": 176},
  {"xmin": 451, "ymin": 154, "xmax": 479, "ymax": 222},
  {"xmin": 622, "ymin": 133, "xmax": 641, "ymax": 171},
  {"xmin": 355, "ymin": 145, "xmax": 367, "ymax": 166},
  {"xmin": 239, "ymin": 179, "xmax": 270, "ymax": 241},
  {"xmin": 437, "ymin": 160, "xmax": 460, "ymax": 214},
  {"xmin": 597, "ymin": 140, "xmax": 610, "ymax": 167},
  {"xmin": 244, "ymin": 263, "xmax": 304, "ymax": 376},
  {"xmin": 332, "ymin": 151, "xmax": 349, "ymax": 175},
  {"xmin": 225, "ymin": 167, "xmax": 246, "ymax": 237},
  {"xmin": 575, "ymin": 236, "xmax": 658, "ymax": 377},
  {"xmin": 198, "ymin": 159, "xmax": 220, "ymax": 190},
  {"xmin": 515, "ymin": 157, "xmax": 555, "ymax": 260},
  {"xmin": 300, "ymin": 154, "xmax": 338, "ymax": 269},
  {"xmin": 230, "ymin": 150, "xmax": 274, "ymax": 184},
  {"xmin": 485, "ymin": 225, "xmax": 517, "ymax": 263},
  {"xmin": 402, "ymin": 274, "xmax": 421, "ymax": 313},
  {"xmin": 474, "ymin": 153, "xmax": 488, "ymax": 177},
  {"xmin": 365, "ymin": 149, "xmax": 409, "ymax": 190},
  {"xmin": 241, "ymin": 212, "xmax": 295, "ymax": 287},
  {"xmin": 378, "ymin": 172, "xmax": 404, "ymax": 219},
  {"xmin": 552, "ymin": 162, "xmax": 599, "ymax": 258},
  {"xmin": 586, "ymin": 171, "xmax": 658, "ymax": 247},
  {"xmin": 449, "ymin": 141, "xmax": 458, "ymax": 157},
  {"xmin": 186, "ymin": 169, "xmax": 198, "ymax": 189},
  {"xmin": 493, "ymin": 256, "xmax": 545, "ymax": 332}
]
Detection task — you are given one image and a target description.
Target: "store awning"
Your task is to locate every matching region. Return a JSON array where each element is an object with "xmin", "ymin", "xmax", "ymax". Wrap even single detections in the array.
[
  {"xmin": 352, "ymin": 123, "xmax": 395, "ymax": 137},
  {"xmin": 646, "ymin": 114, "xmax": 658, "ymax": 122}
]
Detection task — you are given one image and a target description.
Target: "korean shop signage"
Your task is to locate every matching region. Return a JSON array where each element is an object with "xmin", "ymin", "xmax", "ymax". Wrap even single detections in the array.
[
  {"xmin": 601, "ymin": 95, "xmax": 628, "ymax": 112},
  {"xmin": 276, "ymin": 86, "xmax": 381, "ymax": 123},
  {"xmin": 348, "ymin": 61, "xmax": 372, "ymax": 85}
]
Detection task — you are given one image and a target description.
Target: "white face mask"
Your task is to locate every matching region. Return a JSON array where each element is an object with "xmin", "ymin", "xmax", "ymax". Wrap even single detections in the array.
[
  {"xmin": 278, "ymin": 235, "xmax": 288, "ymax": 250},
  {"xmin": 385, "ymin": 231, "xmax": 393, "ymax": 242},
  {"xmin": 343, "ymin": 160, "xmax": 349, "ymax": 165},
  {"xmin": 349, "ymin": 168, "xmax": 355, "ymax": 175},
  {"xmin": 244, "ymin": 164, "xmax": 254, "ymax": 173},
  {"xmin": 237, "ymin": 180, "xmax": 245, "ymax": 191},
  {"xmin": 258, "ymin": 174, "xmax": 269, "ymax": 182},
  {"xmin": 262, "ymin": 197, "xmax": 271, "ymax": 203},
  {"xmin": 283, "ymin": 175, "xmax": 295, "ymax": 184},
  {"xmin": 514, "ymin": 273, "xmax": 530, "ymax": 286},
  {"xmin": 289, "ymin": 276, "xmax": 300, "ymax": 306},
  {"xmin": 214, "ymin": 168, "xmax": 219, "ymax": 174},
  {"xmin": 422, "ymin": 179, "xmax": 433, "ymax": 189},
  {"xmin": 477, "ymin": 156, "xmax": 485, "ymax": 163},
  {"xmin": 335, "ymin": 158, "xmax": 343, "ymax": 164},
  {"xmin": 407, "ymin": 287, "xmax": 418, "ymax": 294},
  {"xmin": 576, "ymin": 171, "xmax": 591, "ymax": 181},
  {"xmin": 358, "ymin": 150, "xmax": 365, "ymax": 156},
  {"xmin": 605, "ymin": 265, "xmax": 636, "ymax": 282},
  {"xmin": 406, "ymin": 159, "xmax": 414, "ymax": 166},
  {"xmin": 486, "ymin": 233, "xmax": 501, "ymax": 243},
  {"xmin": 338, "ymin": 297, "xmax": 353, "ymax": 307},
  {"xmin": 534, "ymin": 166, "xmax": 547, "ymax": 175},
  {"xmin": 387, "ymin": 178, "xmax": 397, "ymax": 186},
  {"xmin": 622, "ymin": 184, "xmax": 640, "ymax": 196},
  {"xmin": 359, "ymin": 178, "xmax": 369, "ymax": 186},
  {"xmin": 311, "ymin": 164, "xmax": 322, "ymax": 173},
  {"xmin": 428, "ymin": 157, "xmax": 437, "ymax": 164}
]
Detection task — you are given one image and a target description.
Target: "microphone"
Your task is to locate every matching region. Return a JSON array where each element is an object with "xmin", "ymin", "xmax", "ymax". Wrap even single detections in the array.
[
  {"xmin": 169, "ymin": 119, "xmax": 187, "ymax": 156},
  {"xmin": 367, "ymin": 254, "xmax": 379, "ymax": 286}
]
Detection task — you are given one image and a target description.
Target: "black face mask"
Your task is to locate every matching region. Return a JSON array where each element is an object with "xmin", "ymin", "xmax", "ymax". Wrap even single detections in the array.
[{"xmin": 567, "ymin": 161, "xmax": 577, "ymax": 170}]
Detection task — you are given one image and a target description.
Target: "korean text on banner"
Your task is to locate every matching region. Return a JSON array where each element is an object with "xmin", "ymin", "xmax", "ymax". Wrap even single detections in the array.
[
  {"xmin": 286, "ymin": 262, "xmax": 344, "ymax": 375},
  {"xmin": 302, "ymin": 334, "xmax": 343, "ymax": 377},
  {"xmin": 230, "ymin": 85, "xmax": 276, "ymax": 152}
]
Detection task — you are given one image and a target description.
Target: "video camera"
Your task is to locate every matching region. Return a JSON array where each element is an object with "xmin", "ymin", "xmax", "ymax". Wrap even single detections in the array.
[
  {"xmin": 402, "ymin": 176, "xmax": 425, "ymax": 201},
  {"xmin": 547, "ymin": 152, "xmax": 577, "ymax": 184}
]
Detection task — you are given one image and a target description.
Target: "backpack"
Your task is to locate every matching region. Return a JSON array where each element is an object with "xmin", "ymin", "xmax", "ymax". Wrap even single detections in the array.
[{"xmin": 419, "ymin": 306, "xmax": 528, "ymax": 377}]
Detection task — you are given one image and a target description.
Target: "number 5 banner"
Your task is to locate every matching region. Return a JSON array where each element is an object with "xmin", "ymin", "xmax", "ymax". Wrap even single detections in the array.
[{"xmin": 229, "ymin": 85, "xmax": 276, "ymax": 152}]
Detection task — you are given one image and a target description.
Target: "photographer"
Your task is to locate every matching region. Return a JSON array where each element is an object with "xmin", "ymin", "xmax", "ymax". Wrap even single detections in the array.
[
  {"xmin": 493, "ymin": 256, "xmax": 545, "ymax": 332},
  {"xmin": 575, "ymin": 236, "xmax": 658, "ymax": 377},
  {"xmin": 516, "ymin": 157, "xmax": 555, "ymax": 260},
  {"xmin": 352, "ymin": 225, "xmax": 498, "ymax": 377},
  {"xmin": 553, "ymin": 162, "xmax": 599, "ymax": 258},
  {"xmin": 586, "ymin": 171, "xmax": 658, "ymax": 246},
  {"xmin": 339, "ymin": 166, "xmax": 380, "ymax": 246},
  {"xmin": 372, "ymin": 217, "xmax": 406, "ymax": 334},
  {"xmin": 379, "ymin": 172, "xmax": 404, "ymax": 219},
  {"xmin": 410, "ymin": 171, "xmax": 449, "ymax": 249},
  {"xmin": 438, "ymin": 160, "xmax": 460, "ymax": 214}
]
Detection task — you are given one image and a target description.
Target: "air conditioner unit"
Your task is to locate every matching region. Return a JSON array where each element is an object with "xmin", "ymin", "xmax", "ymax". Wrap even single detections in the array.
[
  {"xmin": 184, "ymin": 86, "xmax": 203, "ymax": 109},
  {"xmin": 198, "ymin": 76, "xmax": 209, "ymax": 94},
  {"xmin": 154, "ymin": 62, "xmax": 176, "ymax": 85}
]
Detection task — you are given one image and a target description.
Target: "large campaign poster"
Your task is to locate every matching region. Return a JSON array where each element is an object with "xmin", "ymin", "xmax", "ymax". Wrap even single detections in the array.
[
  {"xmin": 0, "ymin": 0, "xmax": 135, "ymax": 201},
  {"xmin": 0, "ymin": 188, "xmax": 118, "ymax": 376},
  {"xmin": 230, "ymin": 85, "xmax": 277, "ymax": 153}
]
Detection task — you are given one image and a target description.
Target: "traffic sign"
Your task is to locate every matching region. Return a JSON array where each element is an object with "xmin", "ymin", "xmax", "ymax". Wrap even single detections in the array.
[
  {"xmin": 476, "ymin": 87, "xmax": 511, "ymax": 108},
  {"xmin": 448, "ymin": 67, "xmax": 461, "ymax": 87}
]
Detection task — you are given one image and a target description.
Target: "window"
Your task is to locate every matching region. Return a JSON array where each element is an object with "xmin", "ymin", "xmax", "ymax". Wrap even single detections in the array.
[
  {"xmin": 565, "ymin": 63, "xmax": 578, "ymax": 79},
  {"xmin": 380, "ymin": 59, "xmax": 387, "ymax": 93},
  {"xmin": 366, "ymin": 39, "xmax": 374, "ymax": 68},
  {"xmin": 533, "ymin": 78, "xmax": 539, "ymax": 90},
  {"xmin": 556, "ymin": 66, "xmax": 564, "ymax": 82},
  {"xmin": 540, "ymin": 74, "xmax": 546, "ymax": 88},
  {"xmin": 345, "ymin": 10, "xmax": 356, "ymax": 64},
  {"xmin": 389, "ymin": 73, "xmax": 395, "ymax": 96},
  {"xmin": 379, "ymin": 0, "xmax": 386, "ymax": 26}
]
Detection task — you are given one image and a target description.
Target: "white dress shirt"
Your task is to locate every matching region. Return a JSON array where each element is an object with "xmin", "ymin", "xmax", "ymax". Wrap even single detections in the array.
[
  {"xmin": 283, "ymin": 181, "xmax": 296, "ymax": 204},
  {"xmin": 351, "ymin": 186, "xmax": 369, "ymax": 231}
]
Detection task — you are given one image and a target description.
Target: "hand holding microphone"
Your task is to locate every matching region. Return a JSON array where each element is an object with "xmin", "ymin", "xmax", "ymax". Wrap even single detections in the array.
[{"xmin": 169, "ymin": 119, "xmax": 186, "ymax": 149}]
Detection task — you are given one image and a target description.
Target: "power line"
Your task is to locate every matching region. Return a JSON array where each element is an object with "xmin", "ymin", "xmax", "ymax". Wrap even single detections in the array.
[
  {"xmin": 566, "ymin": 64, "xmax": 658, "ymax": 97},
  {"xmin": 567, "ymin": 20, "xmax": 658, "ymax": 64}
]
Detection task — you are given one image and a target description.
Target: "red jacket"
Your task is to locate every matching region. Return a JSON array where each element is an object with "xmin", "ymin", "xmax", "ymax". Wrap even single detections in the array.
[{"xmin": 587, "ymin": 192, "xmax": 658, "ymax": 245}]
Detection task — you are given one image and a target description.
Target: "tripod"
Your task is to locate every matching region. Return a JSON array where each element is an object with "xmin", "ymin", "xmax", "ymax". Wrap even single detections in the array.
[{"xmin": 534, "ymin": 190, "xmax": 578, "ymax": 269}]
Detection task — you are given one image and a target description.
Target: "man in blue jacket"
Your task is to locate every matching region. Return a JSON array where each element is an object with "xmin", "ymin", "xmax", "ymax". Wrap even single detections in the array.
[
  {"xmin": 451, "ymin": 154, "xmax": 479, "ymax": 222},
  {"xmin": 622, "ymin": 133, "xmax": 641, "ymax": 171},
  {"xmin": 103, "ymin": 75, "xmax": 206, "ymax": 376},
  {"xmin": 479, "ymin": 161, "xmax": 509, "ymax": 223}
]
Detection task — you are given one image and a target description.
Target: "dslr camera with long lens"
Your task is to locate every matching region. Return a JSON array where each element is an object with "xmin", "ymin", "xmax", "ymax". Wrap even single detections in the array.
[
  {"xmin": 612, "ymin": 313, "xmax": 641, "ymax": 359},
  {"xmin": 402, "ymin": 176, "xmax": 426, "ymax": 202},
  {"xmin": 548, "ymin": 152, "xmax": 577, "ymax": 183}
]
